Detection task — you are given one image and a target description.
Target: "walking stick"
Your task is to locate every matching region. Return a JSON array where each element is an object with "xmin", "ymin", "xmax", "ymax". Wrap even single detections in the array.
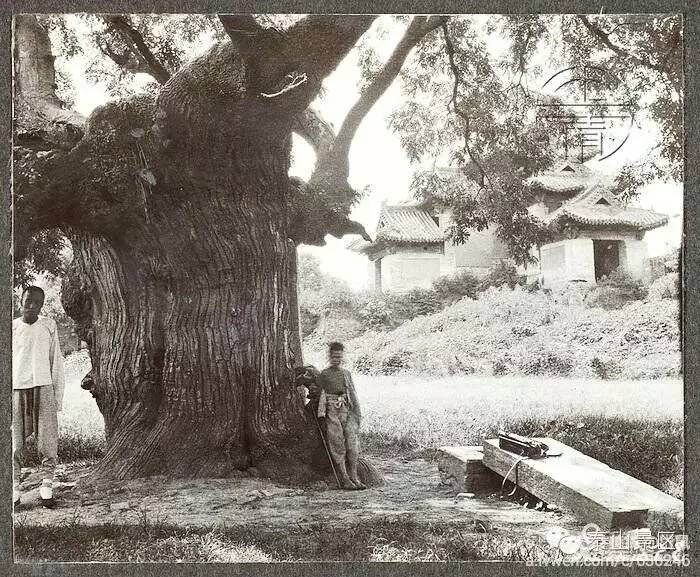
[{"xmin": 312, "ymin": 410, "xmax": 342, "ymax": 489}]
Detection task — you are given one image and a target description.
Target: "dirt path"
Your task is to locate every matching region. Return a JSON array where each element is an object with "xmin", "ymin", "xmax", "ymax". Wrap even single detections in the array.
[{"xmin": 15, "ymin": 455, "xmax": 581, "ymax": 541}]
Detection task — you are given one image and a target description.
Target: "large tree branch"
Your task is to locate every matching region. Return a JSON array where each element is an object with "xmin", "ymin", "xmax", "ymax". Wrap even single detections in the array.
[
  {"xmin": 13, "ymin": 16, "xmax": 98, "ymax": 255},
  {"xmin": 289, "ymin": 17, "xmax": 445, "ymax": 246},
  {"xmin": 14, "ymin": 15, "xmax": 85, "ymax": 152},
  {"xmin": 308, "ymin": 16, "xmax": 446, "ymax": 197},
  {"xmin": 285, "ymin": 15, "xmax": 376, "ymax": 81},
  {"xmin": 442, "ymin": 21, "xmax": 490, "ymax": 189},
  {"xmin": 292, "ymin": 108, "xmax": 335, "ymax": 159},
  {"xmin": 102, "ymin": 15, "xmax": 171, "ymax": 84},
  {"xmin": 14, "ymin": 15, "xmax": 87, "ymax": 269},
  {"xmin": 213, "ymin": 15, "xmax": 376, "ymax": 110},
  {"xmin": 14, "ymin": 15, "xmax": 84, "ymax": 149},
  {"xmin": 267, "ymin": 15, "xmax": 375, "ymax": 112},
  {"xmin": 218, "ymin": 14, "xmax": 294, "ymax": 95},
  {"xmin": 323, "ymin": 16, "xmax": 447, "ymax": 179},
  {"xmin": 218, "ymin": 14, "xmax": 265, "ymax": 45},
  {"xmin": 289, "ymin": 109, "xmax": 371, "ymax": 245},
  {"xmin": 577, "ymin": 15, "xmax": 674, "ymax": 77}
]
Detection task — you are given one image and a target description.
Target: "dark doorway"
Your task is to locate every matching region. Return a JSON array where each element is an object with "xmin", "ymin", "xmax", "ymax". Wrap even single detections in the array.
[{"xmin": 593, "ymin": 240, "xmax": 621, "ymax": 280}]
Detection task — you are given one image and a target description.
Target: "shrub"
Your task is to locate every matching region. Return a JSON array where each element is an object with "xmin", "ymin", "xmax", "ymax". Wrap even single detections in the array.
[
  {"xmin": 524, "ymin": 279, "xmax": 541, "ymax": 293},
  {"xmin": 552, "ymin": 281, "xmax": 590, "ymax": 306},
  {"xmin": 380, "ymin": 350, "xmax": 413, "ymax": 374},
  {"xmin": 590, "ymin": 356, "xmax": 621, "ymax": 380},
  {"xmin": 478, "ymin": 260, "xmax": 520, "ymax": 292},
  {"xmin": 359, "ymin": 297, "xmax": 394, "ymax": 331},
  {"xmin": 511, "ymin": 324, "xmax": 537, "ymax": 337},
  {"xmin": 621, "ymin": 353, "xmax": 681, "ymax": 380},
  {"xmin": 387, "ymin": 288, "xmax": 442, "ymax": 321},
  {"xmin": 648, "ymin": 272, "xmax": 680, "ymax": 301},
  {"xmin": 300, "ymin": 310, "xmax": 320, "ymax": 338},
  {"xmin": 353, "ymin": 354, "xmax": 375, "ymax": 375},
  {"xmin": 585, "ymin": 268, "xmax": 648, "ymax": 310},
  {"xmin": 517, "ymin": 345, "xmax": 573, "ymax": 377},
  {"xmin": 492, "ymin": 356, "xmax": 511, "ymax": 376},
  {"xmin": 432, "ymin": 270, "xmax": 479, "ymax": 303},
  {"xmin": 598, "ymin": 268, "xmax": 648, "ymax": 293}
]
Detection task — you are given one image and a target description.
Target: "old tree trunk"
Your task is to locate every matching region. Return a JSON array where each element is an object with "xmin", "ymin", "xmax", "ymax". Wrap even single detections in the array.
[
  {"xmin": 14, "ymin": 15, "xmax": 376, "ymax": 479},
  {"xmin": 64, "ymin": 113, "xmax": 304, "ymax": 478}
]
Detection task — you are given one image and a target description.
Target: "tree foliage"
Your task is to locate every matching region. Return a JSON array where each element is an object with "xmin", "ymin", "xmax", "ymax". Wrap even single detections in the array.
[
  {"xmin": 389, "ymin": 16, "xmax": 560, "ymax": 263},
  {"xmin": 18, "ymin": 13, "xmax": 682, "ymax": 279},
  {"xmin": 561, "ymin": 14, "xmax": 682, "ymax": 191},
  {"xmin": 387, "ymin": 14, "xmax": 681, "ymax": 263}
]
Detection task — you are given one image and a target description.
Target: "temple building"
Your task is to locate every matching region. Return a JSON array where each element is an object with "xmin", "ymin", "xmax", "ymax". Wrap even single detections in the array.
[
  {"xmin": 350, "ymin": 159, "xmax": 668, "ymax": 292},
  {"xmin": 521, "ymin": 158, "xmax": 669, "ymax": 288},
  {"xmin": 348, "ymin": 199, "xmax": 507, "ymax": 292}
]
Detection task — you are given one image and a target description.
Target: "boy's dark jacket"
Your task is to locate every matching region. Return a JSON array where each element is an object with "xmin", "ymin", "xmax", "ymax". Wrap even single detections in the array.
[
  {"xmin": 316, "ymin": 368, "xmax": 361, "ymax": 419},
  {"xmin": 295, "ymin": 365, "xmax": 361, "ymax": 419}
]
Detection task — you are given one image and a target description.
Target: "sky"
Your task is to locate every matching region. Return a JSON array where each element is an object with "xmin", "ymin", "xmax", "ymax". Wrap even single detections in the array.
[{"xmin": 63, "ymin": 15, "xmax": 683, "ymax": 291}]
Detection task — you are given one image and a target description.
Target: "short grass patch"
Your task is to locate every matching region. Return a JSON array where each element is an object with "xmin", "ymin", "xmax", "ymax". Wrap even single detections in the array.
[
  {"xmin": 356, "ymin": 375, "xmax": 683, "ymax": 498},
  {"xmin": 14, "ymin": 517, "xmax": 558, "ymax": 563}
]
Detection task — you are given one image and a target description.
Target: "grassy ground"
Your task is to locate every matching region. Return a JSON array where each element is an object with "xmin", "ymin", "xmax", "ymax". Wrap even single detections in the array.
[
  {"xmin": 35, "ymin": 352, "xmax": 684, "ymax": 498},
  {"xmin": 14, "ymin": 517, "xmax": 566, "ymax": 563},
  {"xmin": 356, "ymin": 374, "xmax": 683, "ymax": 498}
]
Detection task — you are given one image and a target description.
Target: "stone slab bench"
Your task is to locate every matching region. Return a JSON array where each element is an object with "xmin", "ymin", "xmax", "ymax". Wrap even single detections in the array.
[
  {"xmin": 437, "ymin": 446, "xmax": 500, "ymax": 494},
  {"xmin": 482, "ymin": 438, "xmax": 683, "ymax": 531}
]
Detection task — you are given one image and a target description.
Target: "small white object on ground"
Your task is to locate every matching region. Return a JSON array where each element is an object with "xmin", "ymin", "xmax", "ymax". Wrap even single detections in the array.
[{"xmin": 39, "ymin": 479, "xmax": 53, "ymax": 501}]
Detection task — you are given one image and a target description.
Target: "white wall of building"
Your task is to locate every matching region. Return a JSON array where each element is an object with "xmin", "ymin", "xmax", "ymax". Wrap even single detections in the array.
[
  {"xmin": 538, "ymin": 230, "xmax": 651, "ymax": 288},
  {"xmin": 621, "ymin": 239, "xmax": 649, "ymax": 281},
  {"xmin": 381, "ymin": 250, "xmax": 444, "ymax": 291}
]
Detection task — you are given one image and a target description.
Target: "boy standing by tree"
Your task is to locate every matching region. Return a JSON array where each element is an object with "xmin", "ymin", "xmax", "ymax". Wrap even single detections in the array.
[
  {"xmin": 317, "ymin": 342, "xmax": 366, "ymax": 490},
  {"xmin": 13, "ymin": 285, "xmax": 65, "ymax": 507}
]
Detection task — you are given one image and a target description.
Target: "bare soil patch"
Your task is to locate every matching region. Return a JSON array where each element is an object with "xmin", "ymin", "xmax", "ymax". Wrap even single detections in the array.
[{"xmin": 14, "ymin": 454, "xmax": 580, "ymax": 561}]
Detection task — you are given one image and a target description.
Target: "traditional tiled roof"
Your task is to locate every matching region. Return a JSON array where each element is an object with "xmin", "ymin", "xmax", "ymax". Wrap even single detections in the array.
[
  {"xmin": 376, "ymin": 204, "xmax": 444, "ymax": 243},
  {"xmin": 346, "ymin": 237, "xmax": 374, "ymax": 252},
  {"xmin": 546, "ymin": 184, "xmax": 669, "ymax": 231},
  {"xmin": 348, "ymin": 203, "xmax": 444, "ymax": 254},
  {"xmin": 526, "ymin": 157, "xmax": 599, "ymax": 194}
]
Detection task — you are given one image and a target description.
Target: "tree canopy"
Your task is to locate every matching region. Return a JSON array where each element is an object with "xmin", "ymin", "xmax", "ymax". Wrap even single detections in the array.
[
  {"xmin": 386, "ymin": 14, "xmax": 682, "ymax": 262},
  {"xmin": 15, "ymin": 13, "xmax": 681, "ymax": 282}
]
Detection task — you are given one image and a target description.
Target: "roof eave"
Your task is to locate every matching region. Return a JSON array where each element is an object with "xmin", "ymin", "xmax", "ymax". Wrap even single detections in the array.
[{"xmin": 548, "ymin": 212, "xmax": 669, "ymax": 231}]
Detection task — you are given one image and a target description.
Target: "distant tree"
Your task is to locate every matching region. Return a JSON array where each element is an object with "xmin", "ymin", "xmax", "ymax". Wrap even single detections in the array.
[
  {"xmin": 385, "ymin": 14, "xmax": 682, "ymax": 262},
  {"xmin": 297, "ymin": 253, "xmax": 327, "ymax": 294},
  {"xmin": 297, "ymin": 253, "xmax": 356, "ymax": 337},
  {"xmin": 562, "ymin": 14, "xmax": 682, "ymax": 196}
]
